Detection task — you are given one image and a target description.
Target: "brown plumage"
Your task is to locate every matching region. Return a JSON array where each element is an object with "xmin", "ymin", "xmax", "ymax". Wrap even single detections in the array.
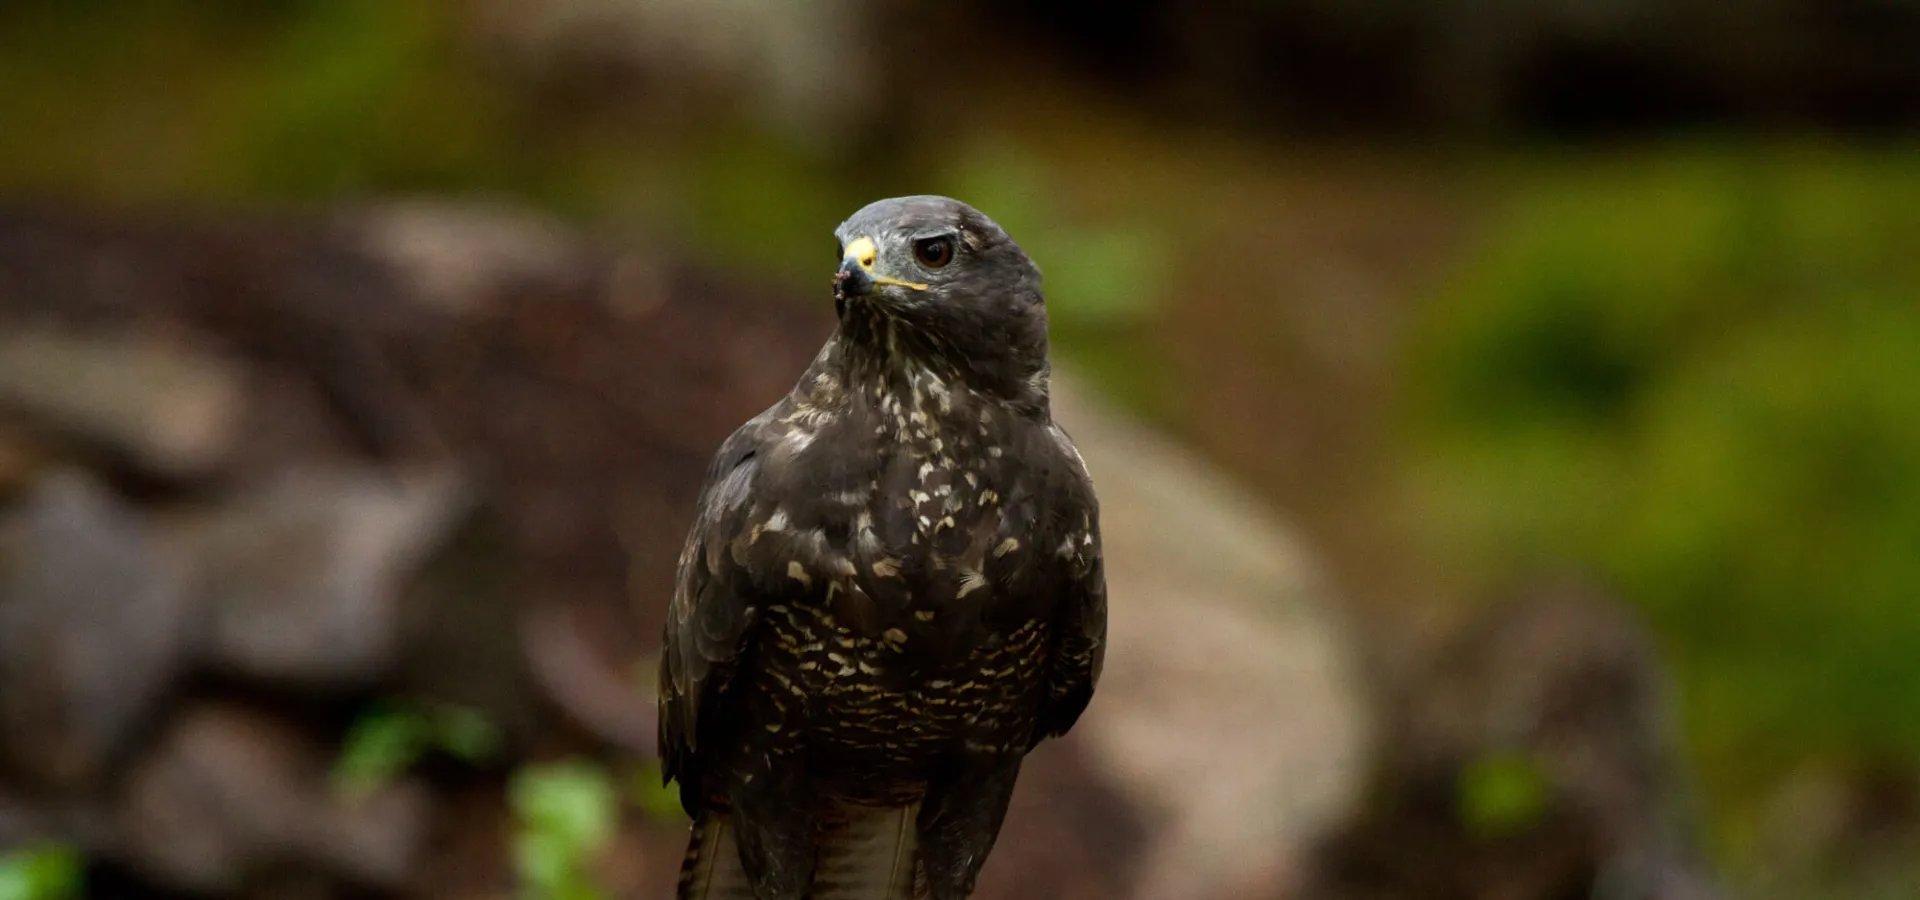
[{"xmin": 658, "ymin": 196, "xmax": 1106, "ymax": 900}]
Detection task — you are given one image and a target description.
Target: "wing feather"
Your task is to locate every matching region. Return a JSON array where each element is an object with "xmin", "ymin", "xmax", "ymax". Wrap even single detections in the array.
[
  {"xmin": 659, "ymin": 412, "xmax": 778, "ymax": 814},
  {"xmin": 1033, "ymin": 423, "xmax": 1107, "ymax": 744},
  {"xmin": 1034, "ymin": 533, "xmax": 1105, "ymax": 743}
]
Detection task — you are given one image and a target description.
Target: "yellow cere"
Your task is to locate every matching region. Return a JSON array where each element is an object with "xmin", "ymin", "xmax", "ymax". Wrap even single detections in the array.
[
  {"xmin": 843, "ymin": 235, "xmax": 930, "ymax": 291},
  {"xmin": 844, "ymin": 236, "xmax": 878, "ymax": 269}
]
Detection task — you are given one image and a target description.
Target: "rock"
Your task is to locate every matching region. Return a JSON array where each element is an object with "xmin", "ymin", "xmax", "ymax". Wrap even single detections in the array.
[
  {"xmin": 0, "ymin": 327, "xmax": 246, "ymax": 480},
  {"xmin": 169, "ymin": 465, "xmax": 474, "ymax": 690},
  {"xmin": 1303, "ymin": 574, "xmax": 1724, "ymax": 900},
  {"xmin": 1039, "ymin": 371, "xmax": 1374, "ymax": 900},
  {"xmin": 972, "ymin": 734, "xmax": 1151, "ymax": 900},
  {"xmin": 113, "ymin": 703, "xmax": 432, "ymax": 894},
  {"xmin": 392, "ymin": 496, "xmax": 550, "ymax": 755},
  {"xmin": 340, "ymin": 200, "xmax": 601, "ymax": 319},
  {"xmin": 521, "ymin": 597, "xmax": 661, "ymax": 756},
  {"xmin": 0, "ymin": 470, "xmax": 192, "ymax": 792}
]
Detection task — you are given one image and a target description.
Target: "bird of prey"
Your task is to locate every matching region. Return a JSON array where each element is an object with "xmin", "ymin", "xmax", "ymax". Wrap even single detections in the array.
[{"xmin": 657, "ymin": 195, "xmax": 1107, "ymax": 900}]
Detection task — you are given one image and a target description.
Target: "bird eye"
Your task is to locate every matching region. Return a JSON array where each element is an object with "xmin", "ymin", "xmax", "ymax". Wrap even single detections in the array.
[{"xmin": 912, "ymin": 235, "xmax": 956, "ymax": 269}]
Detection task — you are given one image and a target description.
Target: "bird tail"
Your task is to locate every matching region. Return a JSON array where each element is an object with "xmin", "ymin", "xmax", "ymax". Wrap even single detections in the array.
[
  {"xmin": 677, "ymin": 811, "xmax": 759, "ymax": 900},
  {"xmin": 677, "ymin": 804, "xmax": 924, "ymax": 900}
]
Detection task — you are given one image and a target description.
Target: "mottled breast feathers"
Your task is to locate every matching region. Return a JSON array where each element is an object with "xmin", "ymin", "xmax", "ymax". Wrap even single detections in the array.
[{"xmin": 655, "ymin": 392, "xmax": 1106, "ymax": 814}]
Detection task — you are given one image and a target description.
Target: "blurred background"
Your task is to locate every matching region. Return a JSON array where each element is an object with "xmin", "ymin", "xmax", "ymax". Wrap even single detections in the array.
[{"xmin": 2, "ymin": 1, "xmax": 1918, "ymax": 899}]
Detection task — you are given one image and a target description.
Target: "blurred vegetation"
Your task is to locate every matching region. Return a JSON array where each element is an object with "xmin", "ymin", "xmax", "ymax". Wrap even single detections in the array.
[
  {"xmin": 331, "ymin": 698, "xmax": 505, "ymax": 798},
  {"xmin": 629, "ymin": 758, "xmax": 690, "ymax": 826},
  {"xmin": 1456, "ymin": 751, "xmax": 1552, "ymax": 840},
  {"xmin": 0, "ymin": 845, "xmax": 81, "ymax": 900},
  {"xmin": 1399, "ymin": 144, "xmax": 1920, "ymax": 860},
  {"xmin": 509, "ymin": 760, "xmax": 620, "ymax": 900}
]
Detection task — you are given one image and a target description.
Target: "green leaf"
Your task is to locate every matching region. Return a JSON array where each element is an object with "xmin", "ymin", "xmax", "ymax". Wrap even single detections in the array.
[
  {"xmin": 430, "ymin": 703, "xmax": 504, "ymax": 764},
  {"xmin": 0, "ymin": 844, "xmax": 83, "ymax": 900},
  {"xmin": 331, "ymin": 703, "xmax": 431, "ymax": 797},
  {"xmin": 508, "ymin": 760, "xmax": 619, "ymax": 851},
  {"xmin": 510, "ymin": 760, "xmax": 620, "ymax": 900},
  {"xmin": 513, "ymin": 830, "xmax": 572, "ymax": 893},
  {"xmin": 332, "ymin": 699, "xmax": 504, "ymax": 798}
]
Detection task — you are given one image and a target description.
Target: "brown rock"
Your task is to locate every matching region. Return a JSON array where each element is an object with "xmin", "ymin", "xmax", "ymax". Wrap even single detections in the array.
[
  {"xmin": 0, "ymin": 327, "xmax": 246, "ymax": 480},
  {"xmin": 168, "ymin": 465, "xmax": 474, "ymax": 690},
  {"xmin": 0, "ymin": 470, "xmax": 192, "ymax": 792},
  {"xmin": 1303, "ymin": 575, "xmax": 1724, "ymax": 900},
  {"xmin": 113, "ymin": 703, "xmax": 432, "ymax": 894},
  {"xmin": 1045, "ymin": 372, "xmax": 1373, "ymax": 900}
]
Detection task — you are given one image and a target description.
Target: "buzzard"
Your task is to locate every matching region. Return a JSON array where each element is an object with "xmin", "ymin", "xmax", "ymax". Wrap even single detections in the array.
[{"xmin": 658, "ymin": 195, "xmax": 1107, "ymax": 900}]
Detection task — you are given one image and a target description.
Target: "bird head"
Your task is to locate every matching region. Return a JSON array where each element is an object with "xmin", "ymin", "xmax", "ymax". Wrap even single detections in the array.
[{"xmin": 830, "ymin": 195, "xmax": 1049, "ymax": 397}]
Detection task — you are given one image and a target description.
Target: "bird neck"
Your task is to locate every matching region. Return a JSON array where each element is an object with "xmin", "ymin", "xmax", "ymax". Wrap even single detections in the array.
[
  {"xmin": 816, "ymin": 331, "xmax": 1048, "ymax": 423},
  {"xmin": 823, "ymin": 301, "xmax": 1050, "ymax": 416}
]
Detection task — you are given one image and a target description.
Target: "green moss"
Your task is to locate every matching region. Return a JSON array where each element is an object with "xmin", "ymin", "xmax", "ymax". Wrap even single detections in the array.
[
  {"xmin": 1401, "ymin": 143, "xmax": 1920, "ymax": 851},
  {"xmin": 0, "ymin": 1, "xmax": 462, "ymax": 202}
]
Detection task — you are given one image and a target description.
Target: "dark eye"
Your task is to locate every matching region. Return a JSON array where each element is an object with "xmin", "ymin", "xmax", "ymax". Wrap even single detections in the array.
[{"xmin": 913, "ymin": 235, "xmax": 956, "ymax": 269}]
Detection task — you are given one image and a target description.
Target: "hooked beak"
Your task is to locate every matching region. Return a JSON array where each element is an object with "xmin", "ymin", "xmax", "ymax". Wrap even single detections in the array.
[{"xmin": 834, "ymin": 236, "xmax": 928, "ymax": 299}]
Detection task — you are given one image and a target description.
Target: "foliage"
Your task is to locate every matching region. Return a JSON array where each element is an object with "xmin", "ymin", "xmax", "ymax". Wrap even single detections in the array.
[
  {"xmin": 510, "ymin": 759, "xmax": 620, "ymax": 900},
  {"xmin": 332, "ymin": 698, "xmax": 504, "ymax": 797},
  {"xmin": 0, "ymin": 845, "xmax": 81, "ymax": 900},
  {"xmin": 1399, "ymin": 144, "xmax": 1920, "ymax": 853},
  {"xmin": 0, "ymin": 0, "xmax": 515, "ymax": 205}
]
